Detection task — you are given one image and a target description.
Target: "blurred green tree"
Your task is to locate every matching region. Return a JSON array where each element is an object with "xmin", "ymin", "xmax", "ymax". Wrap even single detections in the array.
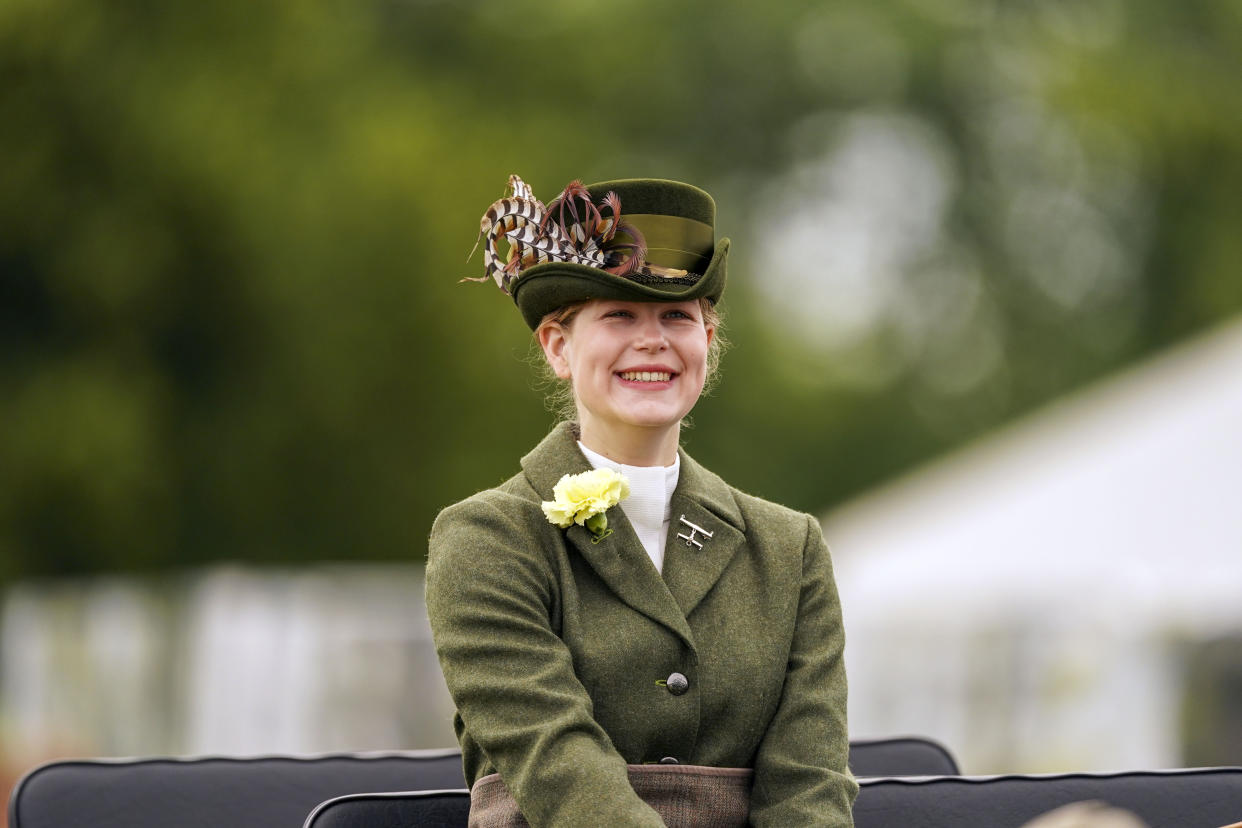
[{"xmin": 2, "ymin": 0, "xmax": 1240, "ymax": 577}]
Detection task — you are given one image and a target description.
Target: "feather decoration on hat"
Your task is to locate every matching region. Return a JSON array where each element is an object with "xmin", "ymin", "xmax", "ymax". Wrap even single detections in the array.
[{"xmin": 466, "ymin": 175, "xmax": 647, "ymax": 295}]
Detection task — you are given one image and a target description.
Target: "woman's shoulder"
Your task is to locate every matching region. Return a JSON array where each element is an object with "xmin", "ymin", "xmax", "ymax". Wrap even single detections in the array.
[
  {"xmin": 431, "ymin": 471, "xmax": 542, "ymax": 535},
  {"xmin": 426, "ymin": 471, "xmax": 567, "ymax": 589},
  {"xmin": 680, "ymin": 451, "xmax": 822, "ymax": 549},
  {"xmin": 729, "ymin": 486, "xmax": 816, "ymax": 525},
  {"xmin": 688, "ymin": 457, "xmax": 817, "ymax": 528},
  {"xmin": 713, "ymin": 484, "xmax": 838, "ymax": 590},
  {"xmin": 429, "ymin": 424, "xmax": 592, "ymax": 559},
  {"xmin": 734, "ymin": 487, "xmax": 826, "ymax": 557}
]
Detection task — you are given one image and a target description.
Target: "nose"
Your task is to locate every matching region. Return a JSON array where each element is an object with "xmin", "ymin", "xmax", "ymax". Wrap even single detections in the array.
[{"xmin": 634, "ymin": 316, "xmax": 668, "ymax": 351}]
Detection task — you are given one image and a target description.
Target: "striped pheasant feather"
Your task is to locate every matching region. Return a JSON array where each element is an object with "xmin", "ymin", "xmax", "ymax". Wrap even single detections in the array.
[{"xmin": 466, "ymin": 174, "xmax": 642, "ymax": 295}]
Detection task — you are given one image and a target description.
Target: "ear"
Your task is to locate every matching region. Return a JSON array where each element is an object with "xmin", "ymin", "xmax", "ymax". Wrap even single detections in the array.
[
  {"xmin": 704, "ymin": 322, "xmax": 716, "ymax": 348},
  {"xmin": 537, "ymin": 322, "xmax": 573, "ymax": 380}
]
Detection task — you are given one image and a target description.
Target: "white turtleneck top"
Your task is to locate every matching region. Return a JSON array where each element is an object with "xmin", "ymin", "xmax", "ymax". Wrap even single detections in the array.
[{"xmin": 577, "ymin": 441, "xmax": 680, "ymax": 574}]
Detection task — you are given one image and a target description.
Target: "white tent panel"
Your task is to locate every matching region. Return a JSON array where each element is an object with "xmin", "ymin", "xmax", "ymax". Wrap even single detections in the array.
[{"xmin": 826, "ymin": 319, "xmax": 1242, "ymax": 772}]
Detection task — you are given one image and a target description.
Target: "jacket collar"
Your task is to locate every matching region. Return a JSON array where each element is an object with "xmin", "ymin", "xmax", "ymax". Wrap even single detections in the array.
[
  {"xmin": 519, "ymin": 421, "xmax": 595, "ymax": 499},
  {"xmin": 520, "ymin": 422, "xmax": 747, "ymax": 647}
]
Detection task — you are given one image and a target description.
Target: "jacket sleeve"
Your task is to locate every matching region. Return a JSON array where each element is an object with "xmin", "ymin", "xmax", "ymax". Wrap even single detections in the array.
[
  {"xmin": 425, "ymin": 493, "xmax": 666, "ymax": 828},
  {"xmin": 748, "ymin": 513, "xmax": 859, "ymax": 827}
]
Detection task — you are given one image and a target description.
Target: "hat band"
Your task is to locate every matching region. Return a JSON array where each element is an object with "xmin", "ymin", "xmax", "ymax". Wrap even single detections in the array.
[{"xmin": 625, "ymin": 213, "xmax": 714, "ymax": 274}]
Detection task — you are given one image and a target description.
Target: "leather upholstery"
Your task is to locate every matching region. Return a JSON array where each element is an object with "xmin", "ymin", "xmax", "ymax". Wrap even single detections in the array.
[
  {"xmin": 852, "ymin": 768, "xmax": 1242, "ymax": 828},
  {"xmin": 306, "ymin": 790, "xmax": 469, "ymax": 828},
  {"xmin": 7, "ymin": 738, "xmax": 958, "ymax": 828},
  {"xmin": 847, "ymin": 736, "xmax": 958, "ymax": 777},
  {"xmin": 7, "ymin": 750, "xmax": 464, "ymax": 828},
  {"xmin": 305, "ymin": 767, "xmax": 1242, "ymax": 828}
]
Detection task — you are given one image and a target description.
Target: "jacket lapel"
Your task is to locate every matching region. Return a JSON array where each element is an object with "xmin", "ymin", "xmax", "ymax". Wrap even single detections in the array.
[
  {"xmin": 661, "ymin": 449, "xmax": 747, "ymax": 618},
  {"xmin": 521, "ymin": 423, "xmax": 693, "ymax": 644}
]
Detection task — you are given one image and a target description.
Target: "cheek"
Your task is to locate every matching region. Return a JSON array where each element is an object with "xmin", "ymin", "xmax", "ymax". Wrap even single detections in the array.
[
  {"xmin": 564, "ymin": 348, "xmax": 605, "ymax": 392},
  {"xmin": 683, "ymin": 339, "xmax": 711, "ymax": 376},
  {"xmin": 573, "ymin": 341, "xmax": 618, "ymax": 377}
]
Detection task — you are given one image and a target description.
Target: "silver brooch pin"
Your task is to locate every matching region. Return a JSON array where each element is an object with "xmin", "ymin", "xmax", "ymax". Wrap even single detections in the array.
[{"xmin": 677, "ymin": 515, "xmax": 714, "ymax": 549}]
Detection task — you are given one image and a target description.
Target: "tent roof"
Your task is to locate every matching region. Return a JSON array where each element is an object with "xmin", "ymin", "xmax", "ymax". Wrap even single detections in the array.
[{"xmin": 825, "ymin": 318, "xmax": 1242, "ymax": 631}]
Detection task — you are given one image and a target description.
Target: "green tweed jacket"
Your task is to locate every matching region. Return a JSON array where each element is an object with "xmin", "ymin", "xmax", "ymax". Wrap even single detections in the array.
[{"xmin": 426, "ymin": 422, "xmax": 858, "ymax": 826}]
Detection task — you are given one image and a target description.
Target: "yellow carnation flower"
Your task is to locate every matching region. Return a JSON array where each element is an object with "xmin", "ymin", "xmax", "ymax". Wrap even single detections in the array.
[{"xmin": 541, "ymin": 468, "xmax": 631, "ymax": 542}]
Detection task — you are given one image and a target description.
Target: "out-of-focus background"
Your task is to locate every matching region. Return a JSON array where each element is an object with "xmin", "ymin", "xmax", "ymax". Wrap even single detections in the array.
[{"xmin": 3, "ymin": 0, "xmax": 1241, "ymax": 803}]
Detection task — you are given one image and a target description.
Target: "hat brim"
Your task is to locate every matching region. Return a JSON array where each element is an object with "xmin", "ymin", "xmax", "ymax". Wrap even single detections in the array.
[{"xmin": 512, "ymin": 237, "xmax": 730, "ymax": 330}]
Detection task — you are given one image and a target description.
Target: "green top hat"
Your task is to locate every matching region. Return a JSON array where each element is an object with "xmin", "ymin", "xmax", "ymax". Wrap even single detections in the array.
[{"xmin": 470, "ymin": 176, "xmax": 730, "ymax": 330}]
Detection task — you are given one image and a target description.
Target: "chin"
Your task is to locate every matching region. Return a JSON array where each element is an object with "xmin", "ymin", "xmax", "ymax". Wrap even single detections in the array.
[{"xmin": 620, "ymin": 408, "xmax": 692, "ymax": 430}]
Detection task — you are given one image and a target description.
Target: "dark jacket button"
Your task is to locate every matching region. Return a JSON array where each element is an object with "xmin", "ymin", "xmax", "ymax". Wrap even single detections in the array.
[
  {"xmin": 659, "ymin": 756, "xmax": 680, "ymax": 764},
  {"xmin": 665, "ymin": 672, "xmax": 689, "ymax": 696}
]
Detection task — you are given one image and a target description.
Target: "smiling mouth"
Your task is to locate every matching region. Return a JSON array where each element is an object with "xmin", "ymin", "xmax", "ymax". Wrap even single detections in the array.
[{"xmin": 617, "ymin": 371, "xmax": 673, "ymax": 382}]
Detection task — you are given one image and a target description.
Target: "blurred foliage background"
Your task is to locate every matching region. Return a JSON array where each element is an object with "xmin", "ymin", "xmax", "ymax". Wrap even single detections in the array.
[{"xmin": 2, "ymin": 0, "xmax": 1241, "ymax": 581}]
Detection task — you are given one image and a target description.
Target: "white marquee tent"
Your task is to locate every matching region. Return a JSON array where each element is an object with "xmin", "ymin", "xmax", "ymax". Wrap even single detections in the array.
[{"xmin": 826, "ymin": 318, "xmax": 1242, "ymax": 773}]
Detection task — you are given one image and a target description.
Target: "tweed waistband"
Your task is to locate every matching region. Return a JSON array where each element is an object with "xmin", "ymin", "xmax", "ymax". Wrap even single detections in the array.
[{"xmin": 469, "ymin": 764, "xmax": 753, "ymax": 828}]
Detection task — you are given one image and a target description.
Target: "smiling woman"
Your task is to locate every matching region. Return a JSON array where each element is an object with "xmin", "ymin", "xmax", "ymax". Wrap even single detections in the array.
[
  {"xmin": 425, "ymin": 176, "xmax": 858, "ymax": 827},
  {"xmin": 537, "ymin": 299, "xmax": 714, "ymax": 466},
  {"xmin": 538, "ymin": 297, "xmax": 726, "ymax": 426}
]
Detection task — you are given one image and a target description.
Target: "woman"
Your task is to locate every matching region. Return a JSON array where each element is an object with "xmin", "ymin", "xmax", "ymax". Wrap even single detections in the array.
[{"xmin": 426, "ymin": 176, "xmax": 857, "ymax": 826}]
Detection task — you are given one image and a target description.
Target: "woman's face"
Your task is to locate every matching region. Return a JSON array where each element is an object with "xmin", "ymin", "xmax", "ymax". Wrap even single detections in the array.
[{"xmin": 540, "ymin": 299, "xmax": 715, "ymax": 446}]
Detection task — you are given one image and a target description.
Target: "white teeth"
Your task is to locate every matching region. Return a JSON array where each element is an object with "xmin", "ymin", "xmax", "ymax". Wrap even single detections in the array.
[{"xmin": 620, "ymin": 371, "xmax": 671, "ymax": 382}]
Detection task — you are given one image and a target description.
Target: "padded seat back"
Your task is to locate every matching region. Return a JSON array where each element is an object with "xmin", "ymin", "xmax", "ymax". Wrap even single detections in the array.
[
  {"xmin": 303, "ymin": 767, "xmax": 1242, "ymax": 828},
  {"xmin": 7, "ymin": 737, "xmax": 958, "ymax": 828},
  {"xmin": 854, "ymin": 767, "xmax": 1242, "ymax": 828},
  {"xmin": 848, "ymin": 736, "xmax": 958, "ymax": 776},
  {"xmin": 305, "ymin": 790, "xmax": 470, "ymax": 828},
  {"xmin": 7, "ymin": 751, "xmax": 465, "ymax": 828}
]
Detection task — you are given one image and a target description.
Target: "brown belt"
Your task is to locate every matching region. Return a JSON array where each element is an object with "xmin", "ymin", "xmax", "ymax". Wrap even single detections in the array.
[{"xmin": 470, "ymin": 764, "xmax": 753, "ymax": 827}]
